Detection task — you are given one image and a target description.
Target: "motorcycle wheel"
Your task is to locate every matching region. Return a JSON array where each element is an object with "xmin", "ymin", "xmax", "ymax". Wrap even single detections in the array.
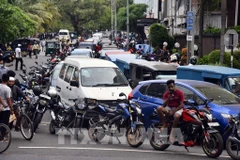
[
  {"xmin": 33, "ymin": 113, "xmax": 43, "ymax": 132},
  {"xmin": 126, "ymin": 125, "xmax": 146, "ymax": 148},
  {"xmin": 149, "ymin": 126, "xmax": 170, "ymax": 151},
  {"xmin": 49, "ymin": 120, "xmax": 57, "ymax": 135},
  {"xmin": 202, "ymin": 132, "xmax": 223, "ymax": 158},
  {"xmin": 20, "ymin": 114, "xmax": 34, "ymax": 140},
  {"xmin": 226, "ymin": 136, "xmax": 240, "ymax": 160},
  {"xmin": 88, "ymin": 117, "xmax": 105, "ymax": 142}
]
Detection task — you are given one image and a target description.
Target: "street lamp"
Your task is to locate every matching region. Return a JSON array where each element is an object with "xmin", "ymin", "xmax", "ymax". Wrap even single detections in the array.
[
  {"xmin": 163, "ymin": 42, "xmax": 168, "ymax": 47},
  {"xmin": 174, "ymin": 42, "xmax": 180, "ymax": 52}
]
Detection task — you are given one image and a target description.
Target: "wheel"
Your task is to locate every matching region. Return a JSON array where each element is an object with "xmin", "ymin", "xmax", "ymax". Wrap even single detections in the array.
[
  {"xmin": 202, "ymin": 132, "xmax": 224, "ymax": 158},
  {"xmin": 19, "ymin": 114, "xmax": 34, "ymax": 140},
  {"xmin": 0, "ymin": 123, "xmax": 11, "ymax": 154},
  {"xmin": 88, "ymin": 117, "xmax": 105, "ymax": 142},
  {"xmin": 126, "ymin": 125, "xmax": 146, "ymax": 148},
  {"xmin": 226, "ymin": 136, "xmax": 240, "ymax": 160},
  {"xmin": 33, "ymin": 113, "xmax": 43, "ymax": 132},
  {"xmin": 49, "ymin": 120, "xmax": 57, "ymax": 135},
  {"xmin": 149, "ymin": 126, "xmax": 170, "ymax": 151}
]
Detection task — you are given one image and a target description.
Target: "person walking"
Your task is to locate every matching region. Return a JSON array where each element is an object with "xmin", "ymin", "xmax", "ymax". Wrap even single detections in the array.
[
  {"xmin": 15, "ymin": 44, "xmax": 23, "ymax": 71},
  {"xmin": 32, "ymin": 42, "xmax": 40, "ymax": 59}
]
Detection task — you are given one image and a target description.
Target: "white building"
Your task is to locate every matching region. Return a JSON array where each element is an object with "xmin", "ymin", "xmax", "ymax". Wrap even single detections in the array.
[{"xmin": 133, "ymin": 0, "xmax": 160, "ymax": 19}]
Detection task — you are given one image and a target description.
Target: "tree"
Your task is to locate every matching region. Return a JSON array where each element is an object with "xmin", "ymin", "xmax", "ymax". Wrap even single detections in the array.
[
  {"xmin": 220, "ymin": 0, "xmax": 227, "ymax": 64},
  {"xmin": 198, "ymin": 0, "xmax": 207, "ymax": 58},
  {"xmin": 117, "ymin": 4, "xmax": 147, "ymax": 31},
  {"xmin": 149, "ymin": 23, "xmax": 173, "ymax": 49},
  {"xmin": 0, "ymin": 0, "xmax": 36, "ymax": 43}
]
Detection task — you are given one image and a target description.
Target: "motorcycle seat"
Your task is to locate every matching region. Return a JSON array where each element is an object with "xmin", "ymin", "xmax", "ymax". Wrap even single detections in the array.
[{"xmin": 105, "ymin": 107, "xmax": 116, "ymax": 113}]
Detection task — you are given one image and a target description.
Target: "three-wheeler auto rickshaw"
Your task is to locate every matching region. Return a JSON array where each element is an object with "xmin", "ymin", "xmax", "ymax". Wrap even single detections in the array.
[{"xmin": 45, "ymin": 40, "xmax": 59, "ymax": 56}]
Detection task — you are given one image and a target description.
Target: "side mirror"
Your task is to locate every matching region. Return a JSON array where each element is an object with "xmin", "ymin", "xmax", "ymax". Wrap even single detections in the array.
[
  {"xmin": 128, "ymin": 79, "xmax": 135, "ymax": 89},
  {"xmin": 70, "ymin": 80, "xmax": 79, "ymax": 87},
  {"xmin": 119, "ymin": 92, "xmax": 126, "ymax": 97},
  {"xmin": 35, "ymin": 61, "xmax": 38, "ymax": 65}
]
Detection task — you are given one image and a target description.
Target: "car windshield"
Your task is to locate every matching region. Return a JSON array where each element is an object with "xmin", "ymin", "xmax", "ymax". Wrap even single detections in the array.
[
  {"xmin": 81, "ymin": 67, "xmax": 129, "ymax": 87},
  {"xmin": 225, "ymin": 77, "xmax": 240, "ymax": 94},
  {"xmin": 59, "ymin": 32, "xmax": 68, "ymax": 35},
  {"xmin": 71, "ymin": 51, "xmax": 90, "ymax": 55},
  {"xmin": 194, "ymin": 86, "xmax": 240, "ymax": 105},
  {"xmin": 52, "ymin": 63, "xmax": 63, "ymax": 80}
]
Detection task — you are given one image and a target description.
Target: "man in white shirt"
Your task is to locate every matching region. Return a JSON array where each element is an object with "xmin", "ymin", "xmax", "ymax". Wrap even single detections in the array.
[{"xmin": 15, "ymin": 44, "xmax": 23, "ymax": 71}]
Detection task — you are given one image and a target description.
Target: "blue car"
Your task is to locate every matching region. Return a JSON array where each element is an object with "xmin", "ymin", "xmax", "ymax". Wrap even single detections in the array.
[{"xmin": 129, "ymin": 79, "xmax": 240, "ymax": 141}]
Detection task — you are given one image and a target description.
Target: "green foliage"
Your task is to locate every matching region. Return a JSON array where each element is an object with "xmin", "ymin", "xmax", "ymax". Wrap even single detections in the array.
[
  {"xmin": 203, "ymin": 25, "xmax": 221, "ymax": 34},
  {"xmin": 0, "ymin": 1, "xmax": 36, "ymax": 43},
  {"xmin": 228, "ymin": 26, "xmax": 240, "ymax": 34},
  {"xmin": 149, "ymin": 23, "xmax": 173, "ymax": 49},
  {"xmin": 117, "ymin": 4, "xmax": 147, "ymax": 32},
  {"xmin": 197, "ymin": 55, "xmax": 209, "ymax": 64}
]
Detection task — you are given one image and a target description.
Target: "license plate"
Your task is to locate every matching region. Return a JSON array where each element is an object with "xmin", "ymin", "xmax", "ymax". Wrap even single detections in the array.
[{"xmin": 208, "ymin": 122, "xmax": 219, "ymax": 127}]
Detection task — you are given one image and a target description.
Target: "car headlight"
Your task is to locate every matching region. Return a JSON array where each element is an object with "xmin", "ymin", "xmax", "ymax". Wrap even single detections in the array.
[
  {"xmin": 205, "ymin": 113, "xmax": 212, "ymax": 121},
  {"xmin": 221, "ymin": 113, "xmax": 231, "ymax": 119}
]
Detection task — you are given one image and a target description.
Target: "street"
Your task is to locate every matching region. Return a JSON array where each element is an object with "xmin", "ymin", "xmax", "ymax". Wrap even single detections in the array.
[{"xmin": 1, "ymin": 39, "xmax": 232, "ymax": 160}]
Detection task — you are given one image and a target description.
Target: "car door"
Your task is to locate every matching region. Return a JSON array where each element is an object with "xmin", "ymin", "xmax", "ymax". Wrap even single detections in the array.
[
  {"xmin": 137, "ymin": 82, "xmax": 167, "ymax": 128},
  {"xmin": 68, "ymin": 67, "xmax": 83, "ymax": 106},
  {"xmin": 56, "ymin": 63, "xmax": 68, "ymax": 104}
]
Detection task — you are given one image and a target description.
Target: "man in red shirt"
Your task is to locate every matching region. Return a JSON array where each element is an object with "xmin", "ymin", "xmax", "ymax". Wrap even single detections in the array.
[{"xmin": 157, "ymin": 79, "xmax": 184, "ymax": 143}]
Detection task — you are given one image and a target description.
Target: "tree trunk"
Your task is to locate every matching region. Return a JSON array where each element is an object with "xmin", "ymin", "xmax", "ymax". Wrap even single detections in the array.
[
  {"xmin": 220, "ymin": 0, "xmax": 227, "ymax": 64},
  {"xmin": 199, "ymin": 0, "xmax": 206, "ymax": 58}
]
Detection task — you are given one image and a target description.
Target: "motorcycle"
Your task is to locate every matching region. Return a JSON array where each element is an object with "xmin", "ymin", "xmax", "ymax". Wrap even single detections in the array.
[
  {"xmin": 149, "ymin": 99, "xmax": 224, "ymax": 158},
  {"xmin": 224, "ymin": 113, "xmax": 240, "ymax": 160},
  {"xmin": 88, "ymin": 93, "xmax": 145, "ymax": 148}
]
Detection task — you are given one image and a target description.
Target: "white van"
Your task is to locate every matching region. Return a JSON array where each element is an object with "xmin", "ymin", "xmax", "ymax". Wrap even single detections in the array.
[
  {"xmin": 56, "ymin": 57, "xmax": 132, "ymax": 106},
  {"xmin": 58, "ymin": 29, "xmax": 70, "ymax": 40}
]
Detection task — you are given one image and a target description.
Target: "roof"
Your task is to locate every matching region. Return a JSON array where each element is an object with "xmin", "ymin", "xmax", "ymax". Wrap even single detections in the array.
[
  {"xmin": 64, "ymin": 58, "xmax": 117, "ymax": 68},
  {"xmin": 106, "ymin": 53, "xmax": 134, "ymax": 61},
  {"xmin": 130, "ymin": 60, "xmax": 177, "ymax": 71},
  {"xmin": 116, "ymin": 55, "xmax": 139, "ymax": 64},
  {"xmin": 139, "ymin": 79, "xmax": 219, "ymax": 87},
  {"xmin": 72, "ymin": 48, "xmax": 92, "ymax": 53},
  {"xmin": 177, "ymin": 65, "xmax": 240, "ymax": 75}
]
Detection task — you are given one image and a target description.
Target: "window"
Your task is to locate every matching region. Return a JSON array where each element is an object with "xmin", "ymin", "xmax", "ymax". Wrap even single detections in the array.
[
  {"xmin": 64, "ymin": 66, "xmax": 74, "ymax": 83},
  {"xmin": 143, "ymin": 68, "xmax": 152, "ymax": 81},
  {"xmin": 139, "ymin": 84, "xmax": 149, "ymax": 95},
  {"xmin": 146, "ymin": 83, "xmax": 166, "ymax": 98},
  {"xmin": 59, "ymin": 64, "xmax": 68, "ymax": 79},
  {"xmin": 176, "ymin": 85, "xmax": 204, "ymax": 105},
  {"xmin": 71, "ymin": 68, "xmax": 79, "ymax": 82},
  {"xmin": 136, "ymin": 67, "xmax": 142, "ymax": 79}
]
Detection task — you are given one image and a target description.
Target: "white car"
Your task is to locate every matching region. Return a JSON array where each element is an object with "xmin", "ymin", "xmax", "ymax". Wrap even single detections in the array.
[{"xmin": 56, "ymin": 57, "xmax": 132, "ymax": 106}]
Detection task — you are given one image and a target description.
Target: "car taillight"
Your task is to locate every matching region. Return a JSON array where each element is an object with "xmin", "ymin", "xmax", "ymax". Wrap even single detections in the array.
[{"xmin": 128, "ymin": 91, "xmax": 133, "ymax": 100}]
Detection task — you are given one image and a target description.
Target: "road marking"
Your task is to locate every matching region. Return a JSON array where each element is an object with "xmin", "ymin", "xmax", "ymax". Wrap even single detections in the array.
[
  {"xmin": 18, "ymin": 146, "xmax": 230, "ymax": 158},
  {"xmin": 41, "ymin": 121, "xmax": 50, "ymax": 124}
]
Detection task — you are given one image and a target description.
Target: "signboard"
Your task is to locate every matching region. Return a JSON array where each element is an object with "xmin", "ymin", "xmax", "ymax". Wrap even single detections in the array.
[
  {"xmin": 186, "ymin": 35, "xmax": 193, "ymax": 41},
  {"xmin": 186, "ymin": 11, "xmax": 194, "ymax": 31},
  {"xmin": 144, "ymin": 26, "xmax": 150, "ymax": 38},
  {"xmin": 224, "ymin": 29, "xmax": 238, "ymax": 49}
]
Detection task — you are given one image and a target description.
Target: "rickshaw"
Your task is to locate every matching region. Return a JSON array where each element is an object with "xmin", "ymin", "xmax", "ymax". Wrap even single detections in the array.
[{"xmin": 45, "ymin": 40, "xmax": 59, "ymax": 56}]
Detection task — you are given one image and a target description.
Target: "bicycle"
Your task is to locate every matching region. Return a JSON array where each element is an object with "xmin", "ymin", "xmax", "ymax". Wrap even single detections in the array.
[
  {"xmin": 12, "ymin": 100, "xmax": 34, "ymax": 140},
  {"xmin": 0, "ymin": 123, "xmax": 11, "ymax": 154}
]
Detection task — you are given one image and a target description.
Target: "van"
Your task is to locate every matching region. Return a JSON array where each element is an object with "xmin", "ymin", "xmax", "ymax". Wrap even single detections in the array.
[
  {"xmin": 56, "ymin": 57, "xmax": 132, "ymax": 107},
  {"xmin": 58, "ymin": 29, "xmax": 70, "ymax": 40}
]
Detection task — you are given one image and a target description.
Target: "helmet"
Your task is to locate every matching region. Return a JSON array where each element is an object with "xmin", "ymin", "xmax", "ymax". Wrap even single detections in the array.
[
  {"xmin": 47, "ymin": 87, "xmax": 58, "ymax": 98},
  {"xmin": 18, "ymin": 44, "xmax": 21, "ymax": 47},
  {"xmin": 33, "ymin": 86, "xmax": 42, "ymax": 96},
  {"xmin": 190, "ymin": 56, "xmax": 197, "ymax": 65},
  {"xmin": 170, "ymin": 54, "xmax": 178, "ymax": 62}
]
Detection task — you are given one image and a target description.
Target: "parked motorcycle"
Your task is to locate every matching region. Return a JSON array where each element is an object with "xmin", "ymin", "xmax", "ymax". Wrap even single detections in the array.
[
  {"xmin": 88, "ymin": 93, "xmax": 145, "ymax": 148},
  {"xmin": 224, "ymin": 113, "xmax": 240, "ymax": 160},
  {"xmin": 149, "ymin": 99, "xmax": 224, "ymax": 158}
]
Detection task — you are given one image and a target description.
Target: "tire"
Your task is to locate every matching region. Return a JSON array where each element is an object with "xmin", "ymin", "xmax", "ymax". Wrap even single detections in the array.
[
  {"xmin": 19, "ymin": 114, "xmax": 34, "ymax": 140},
  {"xmin": 226, "ymin": 136, "xmax": 240, "ymax": 160},
  {"xmin": 49, "ymin": 120, "xmax": 57, "ymax": 135},
  {"xmin": 149, "ymin": 126, "xmax": 170, "ymax": 151},
  {"xmin": 0, "ymin": 123, "xmax": 11, "ymax": 154},
  {"xmin": 126, "ymin": 125, "xmax": 146, "ymax": 148},
  {"xmin": 202, "ymin": 132, "xmax": 224, "ymax": 158},
  {"xmin": 88, "ymin": 117, "xmax": 105, "ymax": 142},
  {"xmin": 33, "ymin": 113, "xmax": 43, "ymax": 132}
]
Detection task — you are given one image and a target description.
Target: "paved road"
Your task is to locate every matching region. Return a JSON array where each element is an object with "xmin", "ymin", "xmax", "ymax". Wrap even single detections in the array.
[{"xmin": 1, "ymin": 39, "xmax": 233, "ymax": 160}]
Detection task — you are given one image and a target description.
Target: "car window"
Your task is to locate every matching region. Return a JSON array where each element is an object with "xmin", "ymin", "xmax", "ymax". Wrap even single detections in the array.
[
  {"xmin": 176, "ymin": 85, "xmax": 204, "ymax": 105},
  {"xmin": 136, "ymin": 67, "xmax": 142, "ymax": 79},
  {"xmin": 71, "ymin": 68, "xmax": 79, "ymax": 82},
  {"xmin": 139, "ymin": 84, "xmax": 149, "ymax": 95},
  {"xmin": 64, "ymin": 66, "xmax": 74, "ymax": 83},
  {"xmin": 59, "ymin": 64, "xmax": 68, "ymax": 79},
  {"xmin": 146, "ymin": 83, "xmax": 166, "ymax": 98}
]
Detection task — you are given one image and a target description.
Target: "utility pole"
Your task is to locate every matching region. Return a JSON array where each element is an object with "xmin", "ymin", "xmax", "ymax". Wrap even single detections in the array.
[
  {"xmin": 235, "ymin": 0, "xmax": 239, "ymax": 26},
  {"xmin": 127, "ymin": 0, "xmax": 130, "ymax": 50},
  {"xmin": 114, "ymin": 0, "xmax": 117, "ymax": 38},
  {"xmin": 111, "ymin": 0, "xmax": 114, "ymax": 44},
  {"xmin": 186, "ymin": 0, "xmax": 194, "ymax": 64}
]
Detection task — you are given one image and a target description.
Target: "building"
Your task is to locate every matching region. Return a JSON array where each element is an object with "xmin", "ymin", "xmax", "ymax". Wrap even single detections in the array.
[{"xmin": 133, "ymin": 0, "xmax": 160, "ymax": 19}]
